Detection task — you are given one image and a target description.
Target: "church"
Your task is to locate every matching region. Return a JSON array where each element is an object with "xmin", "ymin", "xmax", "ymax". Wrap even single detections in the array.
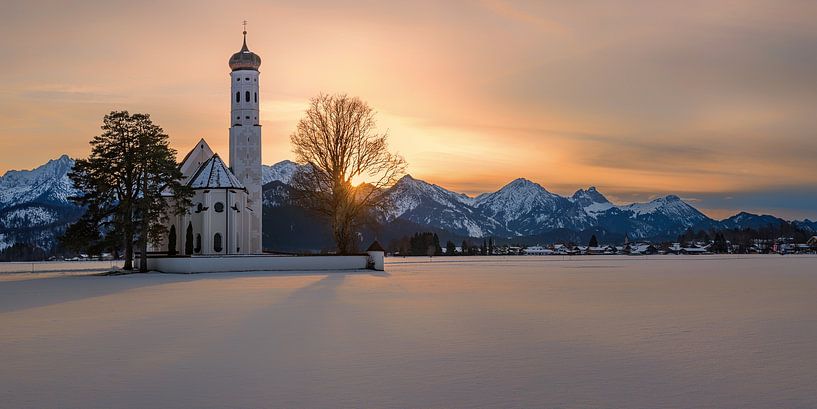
[{"xmin": 150, "ymin": 30, "xmax": 264, "ymax": 256}]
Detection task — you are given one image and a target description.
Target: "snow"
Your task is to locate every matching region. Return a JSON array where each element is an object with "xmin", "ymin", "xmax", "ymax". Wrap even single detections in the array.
[
  {"xmin": 188, "ymin": 155, "xmax": 244, "ymax": 189},
  {"xmin": 0, "ymin": 206, "xmax": 57, "ymax": 228},
  {"xmin": 2, "ymin": 255, "xmax": 817, "ymax": 408},
  {"xmin": 473, "ymin": 178, "xmax": 558, "ymax": 221},
  {"xmin": 0, "ymin": 155, "xmax": 77, "ymax": 209},
  {"xmin": 261, "ymin": 160, "xmax": 307, "ymax": 185}
]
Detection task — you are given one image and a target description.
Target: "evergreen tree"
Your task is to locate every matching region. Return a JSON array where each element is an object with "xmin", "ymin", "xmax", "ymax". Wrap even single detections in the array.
[
  {"xmin": 446, "ymin": 240, "xmax": 457, "ymax": 255},
  {"xmin": 67, "ymin": 111, "xmax": 192, "ymax": 271},
  {"xmin": 461, "ymin": 240, "xmax": 469, "ymax": 256},
  {"xmin": 488, "ymin": 237, "xmax": 494, "ymax": 255},
  {"xmin": 185, "ymin": 222, "xmax": 194, "ymax": 255},
  {"xmin": 0, "ymin": 243, "xmax": 48, "ymax": 262},
  {"xmin": 482, "ymin": 239, "xmax": 487, "ymax": 255},
  {"xmin": 588, "ymin": 234, "xmax": 599, "ymax": 248}
]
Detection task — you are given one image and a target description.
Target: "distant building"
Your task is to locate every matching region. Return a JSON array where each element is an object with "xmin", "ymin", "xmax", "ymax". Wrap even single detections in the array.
[{"xmin": 524, "ymin": 246, "xmax": 554, "ymax": 255}]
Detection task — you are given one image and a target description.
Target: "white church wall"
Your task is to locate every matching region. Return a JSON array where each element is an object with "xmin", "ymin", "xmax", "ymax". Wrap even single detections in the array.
[{"xmin": 146, "ymin": 254, "xmax": 370, "ymax": 273}]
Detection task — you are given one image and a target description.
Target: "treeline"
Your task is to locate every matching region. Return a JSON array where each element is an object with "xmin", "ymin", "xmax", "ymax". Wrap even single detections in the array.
[
  {"xmin": 0, "ymin": 243, "xmax": 48, "ymax": 262},
  {"xmin": 677, "ymin": 221, "xmax": 813, "ymax": 253},
  {"xmin": 388, "ymin": 233, "xmax": 498, "ymax": 256}
]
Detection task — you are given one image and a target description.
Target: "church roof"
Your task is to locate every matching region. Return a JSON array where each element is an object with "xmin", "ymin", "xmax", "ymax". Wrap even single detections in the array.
[
  {"xmin": 188, "ymin": 154, "xmax": 245, "ymax": 190},
  {"xmin": 366, "ymin": 241, "xmax": 385, "ymax": 252},
  {"xmin": 179, "ymin": 138, "xmax": 215, "ymax": 182},
  {"xmin": 229, "ymin": 31, "xmax": 261, "ymax": 71}
]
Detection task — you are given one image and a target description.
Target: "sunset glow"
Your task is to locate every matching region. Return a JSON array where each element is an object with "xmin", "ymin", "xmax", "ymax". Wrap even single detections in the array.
[{"xmin": 1, "ymin": 1, "xmax": 815, "ymax": 219}]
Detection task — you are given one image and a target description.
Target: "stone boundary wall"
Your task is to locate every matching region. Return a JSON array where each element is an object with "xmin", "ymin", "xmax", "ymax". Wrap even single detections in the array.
[{"xmin": 146, "ymin": 253, "xmax": 384, "ymax": 273}]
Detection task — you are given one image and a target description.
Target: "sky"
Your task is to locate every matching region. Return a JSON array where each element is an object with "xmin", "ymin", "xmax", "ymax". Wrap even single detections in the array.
[{"xmin": 0, "ymin": 0, "xmax": 815, "ymax": 220}]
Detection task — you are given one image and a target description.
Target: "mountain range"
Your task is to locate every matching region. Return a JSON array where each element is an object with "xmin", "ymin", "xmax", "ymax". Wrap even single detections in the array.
[{"xmin": 1, "ymin": 155, "xmax": 814, "ymax": 253}]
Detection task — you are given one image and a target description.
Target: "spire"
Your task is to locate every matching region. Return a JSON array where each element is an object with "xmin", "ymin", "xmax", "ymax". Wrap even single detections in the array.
[
  {"xmin": 229, "ymin": 20, "xmax": 261, "ymax": 71},
  {"xmin": 241, "ymin": 20, "xmax": 249, "ymax": 51}
]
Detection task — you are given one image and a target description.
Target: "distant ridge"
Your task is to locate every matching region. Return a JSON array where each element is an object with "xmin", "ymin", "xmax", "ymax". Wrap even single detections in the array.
[{"xmin": 1, "ymin": 155, "xmax": 815, "ymax": 252}]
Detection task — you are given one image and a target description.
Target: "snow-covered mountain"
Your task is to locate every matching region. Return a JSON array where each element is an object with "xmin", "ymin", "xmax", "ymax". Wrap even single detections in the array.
[
  {"xmin": 609, "ymin": 195, "xmax": 715, "ymax": 239},
  {"xmin": 571, "ymin": 186, "xmax": 614, "ymax": 216},
  {"xmin": 384, "ymin": 175, "xmax": 504, "ymax": 237},
  {"xmin": 1, "ymin": 154, "xmax": 814, "ymax": 253},
  {"xmin": 262, "ymin": 160, "xmax": 308, "ymax": 185},
  {"xmin": 0, "ymin": 155, "xmax": 83, "ymax": 251},
  {"xmin": 720, "ymin": 212, "xmax": 786, "ymax": 230},
  {"xmin": 794, "ymin": 219, "xmax": 817, "ymax": 233},
  {"xmin": 0, "ymin": 155, "xmax": 78, "ymax": 209},
  {"xmin": 472, "ymin": 178, "xmax": 592, "ymax": 235}
]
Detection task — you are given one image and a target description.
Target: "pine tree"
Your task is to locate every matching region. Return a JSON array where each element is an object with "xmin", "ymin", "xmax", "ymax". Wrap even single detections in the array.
[
  {"xmin": 67, "ymin": 111, "xmax": 192, "ymax": 271},
  {"xmin": 185, "ymin": 222, "xmax": 194, "ymax": 255},
  {"xmin": 588, "ymin": 234, "xmax": 599, "ymax": 248},
  {"xmin": 461, "ymin": 240, "xmax": 469, "ymax": 256},
  {"xmin": 488, "ymin": 237, "xmax": 494, "ymax": 255},
  {"xmin": 446, "ymin": 240, "xmax": 457, "ymax": 256}
]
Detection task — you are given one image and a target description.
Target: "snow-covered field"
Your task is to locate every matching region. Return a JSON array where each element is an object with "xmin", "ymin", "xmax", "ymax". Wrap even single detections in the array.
[{"xmin": 2, "ymin": 255, "xmax": 816, "ymax": 408}]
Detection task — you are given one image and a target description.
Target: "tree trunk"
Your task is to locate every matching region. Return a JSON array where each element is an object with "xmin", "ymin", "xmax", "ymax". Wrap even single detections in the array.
[
  {"xmin": 333, "ymin": 218, "xmax": 354, "ymax": 255},
  {"xmin": 139, "ymin": 226, "xmax": 148, "ymax": 272},
  {"xmin": 139, "ymin": 176, "xmax": 149, "ymax": 273},
  {"xmin": 123, "ymin": 225, "xmax": 133, "ymax": 270}
]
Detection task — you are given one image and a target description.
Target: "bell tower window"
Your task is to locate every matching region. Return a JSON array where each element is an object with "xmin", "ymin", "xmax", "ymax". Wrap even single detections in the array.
[
  {"xmin": 245, "ymin": 91, "xmax": 250, "ymax": 102},
  {"xmin": 235, "ymin": 92, "xmax": 240, "ymax": 102}
]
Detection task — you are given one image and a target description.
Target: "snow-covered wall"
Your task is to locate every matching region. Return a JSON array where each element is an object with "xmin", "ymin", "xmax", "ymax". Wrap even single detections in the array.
[{"xmin": 146, "ymin": 254, "xmax": 373, "ymax": 273}]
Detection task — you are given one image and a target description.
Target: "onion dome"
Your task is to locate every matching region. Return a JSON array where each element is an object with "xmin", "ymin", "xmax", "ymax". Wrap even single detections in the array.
[{"xmin": 229, "ymin": 31, "xmax": 261, "ymax": 71}]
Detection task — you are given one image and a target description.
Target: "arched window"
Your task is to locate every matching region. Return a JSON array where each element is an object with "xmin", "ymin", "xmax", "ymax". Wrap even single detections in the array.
[
  {"xmin": 245, "ymin": 91, "xmax": 250, "ymax": 102},
  {"xmin": 213, "ymin": 233, "xmax": 223, "ymax": 253},
  {"xmin": 195, "ymin": 234, "xmax": 202, "ymax": 253},
  {"xmin": 235, "ymin": 92, "xmax": 240, "ymax": 103},
  {"xmin": 237, "ymin": 78, "xmax": 240, "ymax": 81},
  {"xmin": 254, "ymin": 92, "xmax": 257, "ymax": 103}
]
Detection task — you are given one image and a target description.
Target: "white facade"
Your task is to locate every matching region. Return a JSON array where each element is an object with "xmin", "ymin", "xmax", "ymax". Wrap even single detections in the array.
[
  {"xmin": 153, "ymin": 140, "xmax": 253, "ymax": 256},
  {"xmin": 151, "ymin": 31, "xmax": 263, "ymax": 256},
  {"xmin": 228, "ymin": 31, "xmax": 263, "ymax": 254}
]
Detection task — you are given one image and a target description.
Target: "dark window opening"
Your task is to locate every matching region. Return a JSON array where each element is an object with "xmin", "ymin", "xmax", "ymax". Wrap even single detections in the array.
[
  {"xmin": 194, "ymin": 234, "xmax": 201, "ymax": 253},
  {"xmin": 237, "ymin": 78, "xmax": 240, "ymax": 81},
  {"xmin": 214, "ymin": 233, "xmax": 222, "ymax": 253},
  {"xmin": 214, "ymin": 202, "xmax": 224, "ymax": 213},
  {"xmin": 245, "ymin": 91, "xmax": 250, "ymax": 102},
  {"xmin": 254, "ymin": 92, "xmax": 257, "ymax": 103},
  {"xmin": 235, "ymin": 92, "xmax": 240, "ymax": 102}
]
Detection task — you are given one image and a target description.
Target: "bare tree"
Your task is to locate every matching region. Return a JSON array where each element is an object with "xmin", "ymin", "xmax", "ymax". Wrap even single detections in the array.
[{"xmin": 290, "ymin": 94, "xmax": 406, "ymax": 254}]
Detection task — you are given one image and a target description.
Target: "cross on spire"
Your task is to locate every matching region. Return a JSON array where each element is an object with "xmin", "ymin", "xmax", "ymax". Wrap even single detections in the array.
[{"xmin": 242, "ymin": 20, "xmax": 248, "ymax": 35}]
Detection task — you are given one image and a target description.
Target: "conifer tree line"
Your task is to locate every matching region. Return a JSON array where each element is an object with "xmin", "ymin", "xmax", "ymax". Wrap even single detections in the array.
[{"xmin": 389, "ymin": 233, "xmax": 499, "ymax": 256}]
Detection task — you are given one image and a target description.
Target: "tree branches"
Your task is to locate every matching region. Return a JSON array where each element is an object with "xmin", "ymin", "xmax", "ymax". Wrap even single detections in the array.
[{"xmin": 290, "ymin": 94, "xmax": 406, "ymax": 254}]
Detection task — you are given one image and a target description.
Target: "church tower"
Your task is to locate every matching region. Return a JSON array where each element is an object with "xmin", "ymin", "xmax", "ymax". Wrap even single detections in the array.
[{"xmin": 228, "ymin": 28, "xmax": 263, "ymax": 253}]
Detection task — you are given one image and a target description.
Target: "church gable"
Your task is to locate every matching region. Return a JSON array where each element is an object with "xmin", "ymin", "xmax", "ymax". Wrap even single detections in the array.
[
  {"xmin": 188, "ymin": 154, "xmax": 245, "ymax": 189},
  {"xmin": 180, "ymin": 138, "xmax": 215, "ymax": 182}
]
